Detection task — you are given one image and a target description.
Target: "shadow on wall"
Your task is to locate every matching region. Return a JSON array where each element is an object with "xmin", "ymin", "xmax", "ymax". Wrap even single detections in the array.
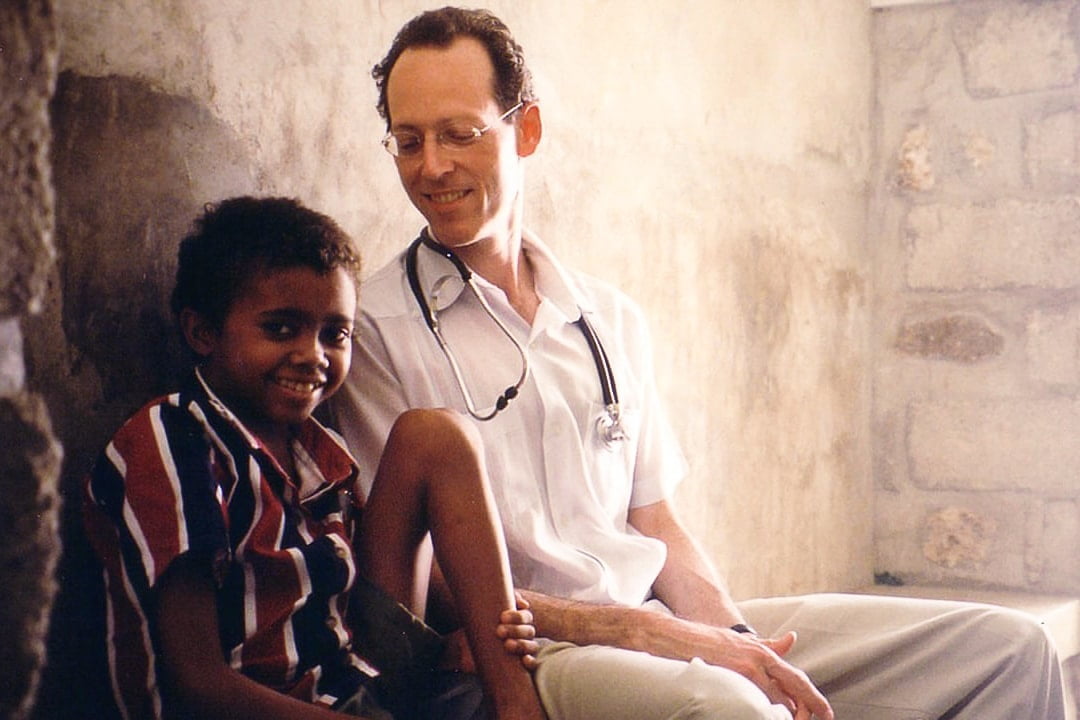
[{"xmin": 26, "ymin": 71, "xmax": 258, "ymax": 719}]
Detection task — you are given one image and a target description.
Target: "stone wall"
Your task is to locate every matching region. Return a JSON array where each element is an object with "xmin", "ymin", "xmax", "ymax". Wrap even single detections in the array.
[
  {"xmin": 872, "ymin": 0, "xmax": 1080, "ymax": 592},
  {"xmin": 0, "ymin": 2, "xmax": 63, "ymax": 720}
]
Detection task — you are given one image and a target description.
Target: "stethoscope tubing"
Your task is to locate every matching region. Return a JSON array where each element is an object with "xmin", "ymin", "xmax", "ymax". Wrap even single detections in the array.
[{"xmin": 405, "ymin": 231, "xmax": 627, "ymax": 444}]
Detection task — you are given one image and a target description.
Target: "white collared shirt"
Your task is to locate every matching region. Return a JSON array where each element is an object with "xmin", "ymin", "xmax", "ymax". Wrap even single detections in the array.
[{"xmin": 328, "ymin": 230, "xmax": 687, "ymax": 607}]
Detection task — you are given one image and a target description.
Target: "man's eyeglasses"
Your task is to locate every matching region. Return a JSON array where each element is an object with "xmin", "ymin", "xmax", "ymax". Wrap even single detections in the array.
[{"xmin": 382, "ymin": 102, "xmax": 523, "ymax": 158}]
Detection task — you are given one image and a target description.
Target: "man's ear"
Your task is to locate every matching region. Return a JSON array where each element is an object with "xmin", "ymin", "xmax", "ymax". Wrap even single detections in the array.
[
  {"xmin": 179, "ymin": 308, "xmax": 218, "ymax": 358},
  {"xmin": 516, "ymin": 102, "xmax": 542, "ymax": 158}
]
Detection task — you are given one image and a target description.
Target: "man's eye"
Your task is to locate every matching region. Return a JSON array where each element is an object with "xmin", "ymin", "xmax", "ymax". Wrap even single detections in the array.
[
  {"xmin": 443, "ymin": 127, "xmax": 480, "ymax": 146},
  {"xmin": 395, "ymin": 134, "xmax": 422, "ymax": 153}
]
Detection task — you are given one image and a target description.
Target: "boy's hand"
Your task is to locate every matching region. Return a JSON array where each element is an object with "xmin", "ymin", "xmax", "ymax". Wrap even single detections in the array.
[{"xmin": 497, "ymin": 592, "xmax": 540, "ymax": 670}]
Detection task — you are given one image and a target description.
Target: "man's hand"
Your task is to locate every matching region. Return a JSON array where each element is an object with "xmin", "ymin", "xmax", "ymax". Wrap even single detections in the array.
[{"xmin": 713, "ymin": 629, "xmax": 833, "ymax": 720}]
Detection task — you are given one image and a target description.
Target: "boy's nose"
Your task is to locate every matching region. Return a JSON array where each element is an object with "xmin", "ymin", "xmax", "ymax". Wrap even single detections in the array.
[{"xmin": 291, "ymin": 339, "xmax": 330, "ymax": 369}]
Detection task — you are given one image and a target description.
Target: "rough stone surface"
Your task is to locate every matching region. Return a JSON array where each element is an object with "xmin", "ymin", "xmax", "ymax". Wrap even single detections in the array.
[
  {"xmin": 1025, "ymin": 307, "xmax": 1080, "ymax": 386},
  {"xmin": 953, "ymin": 1, "xmax": 1080, "ymax": 98},
  {"xmin": 0, "ymin": 3, "xmax": 61, "ymax": 720},
  {"xmin": 874, "ymin": 0, "xmax": 1080, "ymax": 598},
  {"xmin": 0, "ymin": 317, "xmax": 27, "ymax": 397},
  {"xmin": 909, "ymin": 399, "xmax": 1080, "ymax": 494},
  {"xmin": 922, "ymin": 506, "xmax": 997, "ymax": 570},
  {"xmin": 895, "ymin": 314, "xmax": 1004, "ymax": 363},
  {"xmin": 897, "ymin": 123, "xmax": 936, "ymax": 191},
  {"xmin": 0, "ymin": 0, "xmax": 58, "ymax": 320},
  {"xmin": 1025, "ymin": 108, "xmax": 1080, "ymax": 189},
  {"xmin": 906, "ymin": 199, "xmax": 1080, "ymax": 290},
  {"xmin": 0, "ymin": 396, "xmax": 63, "ymax": 720}
]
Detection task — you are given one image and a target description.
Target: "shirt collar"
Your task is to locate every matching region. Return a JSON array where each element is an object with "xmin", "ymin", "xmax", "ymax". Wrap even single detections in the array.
[
  {"xmin": 411, "ymin": 227, "xmax": 592, "ymax": 322},
  {"xmin": 188, "ymin": 368, "xmax": 357, "ymax": 495}
]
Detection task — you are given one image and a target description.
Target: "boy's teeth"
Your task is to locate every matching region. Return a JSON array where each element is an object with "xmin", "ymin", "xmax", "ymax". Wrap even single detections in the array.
[{"xmin": 278, "ymin": 379, "xmax": 320, "ymax": 392}]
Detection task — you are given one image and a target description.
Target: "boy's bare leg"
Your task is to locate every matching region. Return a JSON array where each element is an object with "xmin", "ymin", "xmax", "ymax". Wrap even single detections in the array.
[{"xmin": 356, "ymin": 408, "xmax": 545, "ymax": 720}]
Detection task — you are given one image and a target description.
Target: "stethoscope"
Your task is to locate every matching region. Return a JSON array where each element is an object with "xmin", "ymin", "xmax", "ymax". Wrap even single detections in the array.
[{"xmin": 405, "ymin": 231, "xmax": 628, "ymax": 446}]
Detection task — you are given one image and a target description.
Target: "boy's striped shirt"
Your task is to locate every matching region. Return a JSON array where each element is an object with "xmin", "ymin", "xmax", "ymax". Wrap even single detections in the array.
[{"xmin": 83, "ymin": 370, "xmax": 373, "ymax": 719}]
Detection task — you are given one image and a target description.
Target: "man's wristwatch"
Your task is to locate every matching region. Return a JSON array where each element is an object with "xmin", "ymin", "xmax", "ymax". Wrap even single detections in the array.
[{"xmin": 730, "ymin": 623, "xmax": 757, "ymax": 635}]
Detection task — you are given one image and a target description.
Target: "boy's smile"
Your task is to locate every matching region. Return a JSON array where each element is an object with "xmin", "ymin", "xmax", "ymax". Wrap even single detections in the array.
[{"xmin": 193, "ymin": 265, "xmax": 356, "ymax": 449}]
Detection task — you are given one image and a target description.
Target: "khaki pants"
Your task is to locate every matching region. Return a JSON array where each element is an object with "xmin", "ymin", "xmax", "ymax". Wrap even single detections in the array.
[{"xmin": 533, "ymin": 593, "xmax": 1065, "ymax": 720}]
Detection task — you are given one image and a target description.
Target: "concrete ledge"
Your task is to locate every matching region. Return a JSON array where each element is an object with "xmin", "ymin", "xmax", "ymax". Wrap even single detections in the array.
[{"xmin": 857, "ymin": 584, "xmax": 1080, "ymax": 720}]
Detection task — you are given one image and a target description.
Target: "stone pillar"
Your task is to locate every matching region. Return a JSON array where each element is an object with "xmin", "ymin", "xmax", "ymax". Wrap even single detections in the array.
[{"xmin": 0, "ymin": 1, "xmax": 63, "ymax": 719}]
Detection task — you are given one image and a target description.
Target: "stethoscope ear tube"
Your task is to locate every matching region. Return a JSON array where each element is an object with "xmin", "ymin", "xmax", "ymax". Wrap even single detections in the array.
[{"xmin": 406, "ymin": 233, "xmax": 529, "ymax": 421}]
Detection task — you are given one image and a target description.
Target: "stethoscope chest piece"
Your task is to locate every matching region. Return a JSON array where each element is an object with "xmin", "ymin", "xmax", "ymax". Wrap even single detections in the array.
[{"xmin": 596, "ymin": 403, "xmax": 628, "ymax": 448}]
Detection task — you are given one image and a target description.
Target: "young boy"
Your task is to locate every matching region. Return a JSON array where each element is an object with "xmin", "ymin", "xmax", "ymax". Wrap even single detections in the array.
[{"xmin": 83, "ymin": 197, "xmax": 545, "ymax": 720}]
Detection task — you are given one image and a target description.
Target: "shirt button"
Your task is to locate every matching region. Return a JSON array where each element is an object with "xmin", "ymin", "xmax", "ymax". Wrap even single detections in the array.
[
  {"xmin": 334, "ymin": 545, "xmax": 349, "ymax": 559},
  {"xmin": 325, "ymin": 616, "xmax": 338, "ymax": 630}
]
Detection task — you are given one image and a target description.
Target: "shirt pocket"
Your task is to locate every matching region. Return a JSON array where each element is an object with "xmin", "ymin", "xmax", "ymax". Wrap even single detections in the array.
[{"xmin": 581, "ymin": 401, "xmax": 642, "ymax": 520}]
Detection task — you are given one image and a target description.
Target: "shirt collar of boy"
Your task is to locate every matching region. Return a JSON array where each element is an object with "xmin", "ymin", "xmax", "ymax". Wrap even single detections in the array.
[{"xmin": 188, "ymin": 367, "xmax": 357, "ymax": 496}]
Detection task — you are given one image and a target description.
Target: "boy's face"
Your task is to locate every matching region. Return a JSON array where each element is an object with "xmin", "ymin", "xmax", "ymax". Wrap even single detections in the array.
[{"xmin": 192, "ymin": 265, "xmax": 356, "ymax": 442}]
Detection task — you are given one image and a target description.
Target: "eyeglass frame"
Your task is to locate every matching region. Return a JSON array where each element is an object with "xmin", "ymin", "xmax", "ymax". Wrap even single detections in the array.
[{"xmin": 381, "ymin": 102, "xmax": 524, "ymax": 158}]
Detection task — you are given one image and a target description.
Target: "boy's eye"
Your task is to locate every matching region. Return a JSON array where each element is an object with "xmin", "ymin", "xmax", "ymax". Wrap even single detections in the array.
[
  {"xmin": 263, "ymin": 322, "xmax": 296, "ymax": 339},
  {"xmin": 321, "ymin": 326, "xmax": 352, "ymax": 346}
]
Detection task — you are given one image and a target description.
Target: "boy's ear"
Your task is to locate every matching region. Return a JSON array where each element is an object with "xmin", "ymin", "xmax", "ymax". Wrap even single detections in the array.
[
  {"xmin": 179, "ymin": 308, "xmax": 218, "ymax": 357},
  {"xmin": 516, "ymin": 102, "xmax": 542, "ymax": 158}
]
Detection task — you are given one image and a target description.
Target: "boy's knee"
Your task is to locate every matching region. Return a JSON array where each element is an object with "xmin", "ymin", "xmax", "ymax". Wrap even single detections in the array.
[{"xmin": 391, "ymin": 408, "xmax": 484, "ymax": 468}]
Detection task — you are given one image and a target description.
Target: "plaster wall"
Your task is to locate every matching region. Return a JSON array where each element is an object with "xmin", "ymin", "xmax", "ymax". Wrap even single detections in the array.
[
  {"xmin": 872, "ymin": 0, "xmax": 1080, "ymax": 593},
  {"xmin": 12, "ymin": 1, "xmax": 873, "ymax": 716}
]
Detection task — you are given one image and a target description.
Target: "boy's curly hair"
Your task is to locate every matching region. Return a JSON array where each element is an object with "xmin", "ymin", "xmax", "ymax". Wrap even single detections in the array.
[{"xmin": 171, "ymin": 196, "xmax": 361, "ymax": 335}]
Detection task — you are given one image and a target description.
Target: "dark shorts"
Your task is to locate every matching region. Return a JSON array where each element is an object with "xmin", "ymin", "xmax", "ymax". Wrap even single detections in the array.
[{"xmin": 345, "ymin": 577, "xmax": 486, "ymax": 720}]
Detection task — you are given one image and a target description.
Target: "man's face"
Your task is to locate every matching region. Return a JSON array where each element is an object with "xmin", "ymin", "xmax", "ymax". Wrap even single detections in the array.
[
  {"xmin": 385, "ymin": 37, "xmax": 524, "ymax": 250},
  {"xmin": 194, "ymin": 265, "xmax": 356, "ymax": 443}
]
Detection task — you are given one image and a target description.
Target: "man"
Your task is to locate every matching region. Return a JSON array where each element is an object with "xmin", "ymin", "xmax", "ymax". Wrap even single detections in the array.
[{"xmin": 328, "ymin": 7, "xmax": 1066, "ymax": 719}]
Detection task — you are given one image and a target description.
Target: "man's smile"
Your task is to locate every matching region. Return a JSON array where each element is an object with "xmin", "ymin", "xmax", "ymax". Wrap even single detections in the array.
[{"xmin": 427, "ymin": 189, "xmax": 470, "ymax": 204}]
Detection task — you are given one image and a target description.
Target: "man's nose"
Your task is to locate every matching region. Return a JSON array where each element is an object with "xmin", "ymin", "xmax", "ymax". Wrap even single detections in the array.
[{"xmin": 419, "ymin": 137, "xmax": 454, "ymax": 178}]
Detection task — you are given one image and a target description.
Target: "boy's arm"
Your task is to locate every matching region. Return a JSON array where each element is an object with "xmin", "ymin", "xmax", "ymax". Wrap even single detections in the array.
[{"xmin": 155, "ymin": 556, "xmax": 352, "ymax": 720}]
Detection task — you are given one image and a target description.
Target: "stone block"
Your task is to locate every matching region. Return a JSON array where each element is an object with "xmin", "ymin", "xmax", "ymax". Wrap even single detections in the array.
[
  {"xmin": 1025, "ymin": 108, "xmax": 1080, "ymax": 190},
  {"xmin": 952, "ymin": 1, "xmax": 1080, "ymax": 98},
  {"xmin": 895, "ymin": 313, "xmax": 1004, "ymax": 363},
  {"xmin": 909, "ymin": 398, "xmax": 1080, "ymax": 494},
  {"xmin": 906, "ymin": 199, "xmax": 1080, "ymax": 290},
  {"xmin": 875, "ymin": 490, "xmax": 1035, "ymax": 586},
  {"xmin": 1026, "ymin": 306, "xmax": 1080, "ymax": 387},
  {"xmin": 1043, "ymin": 500, "xmax": 1080, "ymax": 593}
]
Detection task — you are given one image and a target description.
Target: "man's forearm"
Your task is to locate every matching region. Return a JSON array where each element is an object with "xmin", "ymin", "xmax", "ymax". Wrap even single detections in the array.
[{"xmin": 517, "ymin": 587, "xmax": 738, "ymax": 665}]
